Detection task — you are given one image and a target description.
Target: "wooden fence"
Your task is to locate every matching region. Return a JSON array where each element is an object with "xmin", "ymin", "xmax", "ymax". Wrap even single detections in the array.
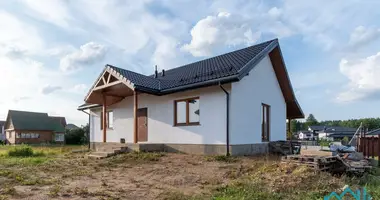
[{"xmin": 356, "ymin": 136, "xmax": 380, "ymax": 158}]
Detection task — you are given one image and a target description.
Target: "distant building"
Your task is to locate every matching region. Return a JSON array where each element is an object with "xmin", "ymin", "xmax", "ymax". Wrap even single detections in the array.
[
  {"xmin": 317, "ymin": 126, "xmax": 357, "ymax": 141},
  {"xmin": 0, "ymin": 121, "xmax": 5, "ymax": 141},
  {"xmin": 4, "ymin": 110, "xmax": 66, "ymax": 144},
  {"xmin": 66, "ymin": 123, "xmax": 79, "ymax": 130},
  {"xmin": 298, "ymin": 130, "xmax": 314, "ymax": 140}
]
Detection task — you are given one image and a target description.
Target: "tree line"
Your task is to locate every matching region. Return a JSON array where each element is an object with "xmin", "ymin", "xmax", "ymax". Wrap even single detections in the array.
[{"xmin": 289, "ymin": 114, "xmax": 380, "ymax": 133}]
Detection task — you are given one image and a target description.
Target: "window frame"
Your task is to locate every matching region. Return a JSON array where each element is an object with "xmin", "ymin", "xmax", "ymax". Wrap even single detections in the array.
[
  {"xmin": 174, "ymin": 97, "xmax": 200, "ymax": 126},
  {"xmin": 261, "ymin": 103, "xmax": 271, "ymax": 142},
  {"xmin": 100, "ymin": 110, "xmax": 114, "ymax": 130}
]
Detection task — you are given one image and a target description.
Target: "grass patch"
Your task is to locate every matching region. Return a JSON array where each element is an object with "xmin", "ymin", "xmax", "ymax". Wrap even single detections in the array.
[
  {"xmin": 205, "ymin": 155, "xmax": 239, "ymax": 163},
  {"xmin": 7, "ymin": 145, "xmax": 34, "ymax": 157}
]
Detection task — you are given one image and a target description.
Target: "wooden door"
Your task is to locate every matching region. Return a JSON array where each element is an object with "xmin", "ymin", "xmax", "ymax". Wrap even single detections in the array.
[{"xmin": 137, "ymin": 108, "xmax": 148, "ymax": 142}]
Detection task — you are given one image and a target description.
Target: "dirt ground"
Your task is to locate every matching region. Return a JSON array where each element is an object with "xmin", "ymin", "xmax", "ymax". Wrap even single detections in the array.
[
  {"xmin": 0, "ymin": 152, "xmax": 281, "ymax": 200},
  {"xmin": 1, "ymin": 148, "xmax": 378, "ymax": 200}
]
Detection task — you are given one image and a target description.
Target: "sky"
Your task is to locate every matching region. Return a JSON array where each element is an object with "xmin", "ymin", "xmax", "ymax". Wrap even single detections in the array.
[{"xmin": 1, "ymin": 0, "xmax": 380, "ymax": 126}]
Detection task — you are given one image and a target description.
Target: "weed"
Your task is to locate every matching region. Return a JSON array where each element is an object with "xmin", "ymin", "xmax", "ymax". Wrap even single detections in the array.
[
  {"xmin": 7, "ymin": 145, "xmax": 34, "ymax": 157},
  {"xmin": 73, "ymin": 187, "xmax": 90, "ymax": 197},
  {"xmin": 205, "ymin": 155, "xmax": 239, "ymax": 163},
  {"xmin": 0, "ymin": 186, "xmax": 17, "ymax": 196},
  {"xmin": 48, "ymin": 185, "xmax": 61, "ymax": 197}
]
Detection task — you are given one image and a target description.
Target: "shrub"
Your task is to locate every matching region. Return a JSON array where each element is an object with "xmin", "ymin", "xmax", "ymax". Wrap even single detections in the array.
[
  {"xmin": 7, "ymin": 145, "xmax": 34, "ymax": 157},
  {"xmin": 341, "ymin": 136, "xmax": 349, "ymax": 145}
]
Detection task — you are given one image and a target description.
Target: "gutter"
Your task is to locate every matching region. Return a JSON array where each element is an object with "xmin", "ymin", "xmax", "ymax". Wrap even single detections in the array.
[
  {"xmin": 80, "ymin": 110, "xmax": 91, "ymax": 150},
  {"xmin": 219, "ymin": 83, "xmax": 230, "ymax": 156}
]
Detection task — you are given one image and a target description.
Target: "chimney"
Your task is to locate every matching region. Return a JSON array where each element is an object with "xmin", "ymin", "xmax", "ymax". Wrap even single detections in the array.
[
  {"xmin": 161, "ymin": 69, "xmax": 165, "ymax": 77},
  {"xmin": 154, "ymin": 65, "xmax": 158, "ymax": 78}
]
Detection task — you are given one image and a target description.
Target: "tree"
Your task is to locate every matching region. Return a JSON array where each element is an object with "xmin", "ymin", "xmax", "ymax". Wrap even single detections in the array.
[
  {"xmin": 305, "ymin": 114, "xmax": 318, "ymax": 128},
  {"xmin": 65, "ymin": 124, "xmax": 89, "ymax": 145}
]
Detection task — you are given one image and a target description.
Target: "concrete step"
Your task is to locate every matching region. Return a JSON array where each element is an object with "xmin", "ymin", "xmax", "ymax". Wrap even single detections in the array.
[
  {"xmin": 87, "ymin": 154, "xmax": 107, "ymax": 159},
  {"xmin": 91, "ymin": 152, "xmax": 115, "ymax": 157}
]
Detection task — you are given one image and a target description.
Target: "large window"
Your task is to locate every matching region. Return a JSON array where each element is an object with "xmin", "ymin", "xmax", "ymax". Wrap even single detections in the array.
[
  {"xmin": 16, "ymin": 133, "xmax": 40, "ymax": 139},
  {"xmin": 262, "ymin": 103, "xmax": 270, "ymax": 142},
  {"xmin": 174, "ymin": 97, "xmax": 200, "ymax": 126},
  {"xmin": 101, "ymin": 110, "xmax": 114, "ymax": 129}
]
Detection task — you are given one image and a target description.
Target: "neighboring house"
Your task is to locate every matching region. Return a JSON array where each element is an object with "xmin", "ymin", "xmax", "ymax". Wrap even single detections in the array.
[
  {"xmin": 66, "ymin": 123, "xmax": 79, "ymax": 130},
  {"xmin": 0, "ymin": 120, "xmax": 5, "ymax": 141},
  {"xmin": 366, "ymin": 128, "xmax": 380, "ymax": 136},
  {"xmin": 4, "ymin": 110, "xmax": 66, "ymax": 144},
  {"xmin": 298, "ymin": 130, "xmax": 314, "ymax": 140},
  {"xmin": 78, "ymin": 39, "xmax": 304, "ymax": 155},
  {"xmin": 317, "ymin": 126, "xmax": 357, "ymax": 141}
]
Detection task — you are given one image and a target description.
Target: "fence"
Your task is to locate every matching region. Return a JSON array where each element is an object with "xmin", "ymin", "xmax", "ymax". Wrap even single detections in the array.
[{"xmin": 356, "ymin": 136, "xmax": 380, "ymax": 159}]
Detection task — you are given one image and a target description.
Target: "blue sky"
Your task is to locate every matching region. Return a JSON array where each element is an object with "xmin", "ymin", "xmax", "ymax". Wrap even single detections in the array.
[{"xmin": 1, "ymin": 0, "xmax": 380, "ymax": 125}]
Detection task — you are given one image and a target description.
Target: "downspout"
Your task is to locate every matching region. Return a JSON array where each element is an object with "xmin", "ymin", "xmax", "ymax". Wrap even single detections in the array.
[
  {"xmin": 219, "ymin": 83, "xmax": 230, "ymax": 156},
  {"xmin": 81, "ymin": 110, "xmax": 91, "ymax": 150}
]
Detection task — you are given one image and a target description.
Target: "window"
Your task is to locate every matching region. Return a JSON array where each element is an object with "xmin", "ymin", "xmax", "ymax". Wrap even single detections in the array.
[
  {"xmin": 100, "ymin": 111, "xmax": 114, "ymax": 129},
  {"xmin": 17, "ymin": 133, "xmax": 40, "ymax": 139},
  {"xmin": 174, "ymin": 97, "xmax": 200, "ymax": 126},
  {"xmin": 55, "ymin": 134, "xmax": 64, "ymax": 141},
  {"xmin": 262, "ymin": 103, "xmax": 270, "ymax": 142}
]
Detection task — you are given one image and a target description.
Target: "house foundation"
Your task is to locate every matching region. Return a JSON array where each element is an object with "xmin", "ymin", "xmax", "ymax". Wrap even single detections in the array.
[{"xmin": 90, "ymin": 142, "xmax": 268, "ymax": 156}]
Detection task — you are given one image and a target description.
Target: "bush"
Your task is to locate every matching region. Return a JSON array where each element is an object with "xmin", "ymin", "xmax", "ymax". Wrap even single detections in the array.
[
  {"xmin": 65, "ymin": 124, "xmax": 89, "ymax": 145},
  {"xmin": 7, "ymin": 145, "xmax": 34, "ymax": 157},
  {"xmin": 341, "ymin": 136, "xmax": 349, "ymax": 145}
]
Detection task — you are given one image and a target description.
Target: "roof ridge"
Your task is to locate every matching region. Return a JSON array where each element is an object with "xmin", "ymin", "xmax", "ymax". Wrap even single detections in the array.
[
  {"xmin": 156, "ymin": 38, "xmax": 277, "ymax": 74},
  {"xmin": 9, "ymin": 110, "xmax": 48, "ymax": 115}
]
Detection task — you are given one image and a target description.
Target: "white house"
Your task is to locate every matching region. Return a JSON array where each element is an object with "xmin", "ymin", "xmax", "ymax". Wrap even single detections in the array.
[
  {"xmin": 298, "ymin": 131, "xmax": 314, "ymax": 140},
  {"xmin": 78, "ymin": 39, "xmax": 304, "ymax": 155}
]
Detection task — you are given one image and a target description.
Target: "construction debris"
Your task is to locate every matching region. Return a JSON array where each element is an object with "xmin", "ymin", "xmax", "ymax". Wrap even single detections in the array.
[
  {"xmin": 269, "ymin": 140, "xmax": 301, "ymax": 155},
  {"xmin": 281, "ymin": 154, "xmax": 372, "ymax": 174}
]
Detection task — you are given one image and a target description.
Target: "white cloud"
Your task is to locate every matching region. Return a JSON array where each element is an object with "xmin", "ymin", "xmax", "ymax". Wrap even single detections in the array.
[
  {"xmin": 21, "ymin": 0, "xmax": 73, "ymax": 29},
  {"xmin": 182, "ymin": 12, "xmax": 261, "ymax": 57},
  {"xmin": 60, "ymin": 42, "xmax": 107, "ymax": 72},
  {"xmin": 0, "ymin": 11, "xmax": 44, "ymax": 54},
  {"xmin": 70, "ymin": 84, "xmax": 87, "ymax": 94},
  {"xmin": 13, "ymin": 96, "xmax": 31, "ymax": 103},
  {"xmin": 40, "ymin": 85, "xmax": 62, "ymax": 95},
  {"xmin": 337, "ymin": 52, "xmax": 380, "ymax": 102},
  {"xmin": 348, "ymin": 26, "xmax": 380, "ymax": 49}
]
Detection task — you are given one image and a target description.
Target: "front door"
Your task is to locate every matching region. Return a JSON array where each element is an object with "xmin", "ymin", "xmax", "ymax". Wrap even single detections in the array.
[{"xmin": 137, "ymin": 108, "xmax": 148, "ymax": 142}]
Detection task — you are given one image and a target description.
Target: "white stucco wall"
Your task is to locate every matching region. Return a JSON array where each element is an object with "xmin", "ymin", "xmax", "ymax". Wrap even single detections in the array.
[
  {"xmin": 90, "ymin": 85, "xmax": 229, "ymax": 144},
  {"xmin": 230, "ymin": 56, "xmax": 286, "ymax": 144}
]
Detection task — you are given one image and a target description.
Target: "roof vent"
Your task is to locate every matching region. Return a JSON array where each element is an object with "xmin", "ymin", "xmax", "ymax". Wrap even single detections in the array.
[
  {"xmin": 154, "ymin": 65, "xmax": 158, "ymax": 78},
  {"xmin": 161, "ymin": 69, "xmax": 165, "ymax": 77}
]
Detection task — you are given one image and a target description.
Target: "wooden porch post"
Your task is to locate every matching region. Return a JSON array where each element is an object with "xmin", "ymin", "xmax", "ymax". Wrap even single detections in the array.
[
  {"xmin": 133, "ymin": 91, "xmax": 138, "ymax": 143},
  {"xmin": 102, "ymin": 94, "xmax": 107, "ymax": 143}
]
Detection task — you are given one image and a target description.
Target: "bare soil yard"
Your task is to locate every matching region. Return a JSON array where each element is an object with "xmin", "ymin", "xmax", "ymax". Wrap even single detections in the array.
[{"xmin": 0, "ymin": 146, "xmax": 379, "ymax": 200}]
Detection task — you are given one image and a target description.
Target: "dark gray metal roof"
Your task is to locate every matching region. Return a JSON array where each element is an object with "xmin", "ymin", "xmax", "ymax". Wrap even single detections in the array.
[
  {"xmin": 81, "ymin": 38, "xmax": 304, "ymax": 118},
  {"xmin": 367, "ymin": 128, "xmax": 380, "ymax": 135},
  {"xmin": 107, "ymin": 39, "xmax": 276, "ymax": 92}
]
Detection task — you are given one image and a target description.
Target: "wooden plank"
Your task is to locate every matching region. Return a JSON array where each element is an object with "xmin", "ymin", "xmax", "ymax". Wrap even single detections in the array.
[
  {"xmin": 133, "ymin": 91, "xmax": 138, "ymax": 144},
  {"xmin": 102, "ymin": 94, "xmax": 107, "ymax": 143}
]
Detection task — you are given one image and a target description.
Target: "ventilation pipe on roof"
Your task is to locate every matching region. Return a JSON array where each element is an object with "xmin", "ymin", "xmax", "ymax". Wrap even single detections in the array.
[
  {"xmin": 154, "ymin": 65, "xmax": 158, "ymax": 78},
  {"xmin": 219, "ymin": 83, "xmax": 230, "ymax": 156},
  {"xmin": 162, "ymin": 69, "xmax": 165, "ymax": 77}
]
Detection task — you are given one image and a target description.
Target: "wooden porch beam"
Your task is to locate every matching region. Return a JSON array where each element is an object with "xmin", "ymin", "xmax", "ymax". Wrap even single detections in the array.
[
  {"xmin": 134, "ymin": 91, "xmax": 138, "ymax": 143},
  {"xmin": 93, "ymin": 80, "xmax": 122, "ymax": 91},
  {"xmin": 102, "ymin": 94, "xmax": 107, "ymax": 143}
]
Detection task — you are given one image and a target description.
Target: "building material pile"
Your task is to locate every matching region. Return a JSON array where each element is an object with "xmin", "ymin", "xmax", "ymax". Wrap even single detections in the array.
[
  {"xmin": 281, "ymin": 154, "xmax": 372, "ymax": 173},
  {"xmin": 269, "ymin": 140, "xmax": 301, "ymax": 155}
]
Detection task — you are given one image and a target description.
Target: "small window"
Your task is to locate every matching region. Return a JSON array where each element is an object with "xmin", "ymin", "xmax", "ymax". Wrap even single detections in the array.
[
  {"xmin": 55, "ymin": 134, "xmax": 64, "ymax": 141},
  {"xmin": 174, "ymin": 97, "xmax": 200, "ymax": 126},
  {"xmin": 100, "ymin": 111, "xmax": 114, "ymax": 129}
]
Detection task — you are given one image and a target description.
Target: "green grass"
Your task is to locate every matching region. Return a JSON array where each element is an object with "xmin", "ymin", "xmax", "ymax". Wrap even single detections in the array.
[{"xmin": 0, "ymin": 145, "xmax": 87, "ymax": 166}]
